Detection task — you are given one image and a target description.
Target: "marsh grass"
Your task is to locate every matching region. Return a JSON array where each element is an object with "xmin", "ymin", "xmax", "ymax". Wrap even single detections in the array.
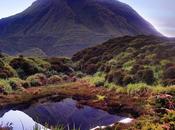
[{"xmin": 83, "ymin": 72, "xmax": 105, "ymax": 87}]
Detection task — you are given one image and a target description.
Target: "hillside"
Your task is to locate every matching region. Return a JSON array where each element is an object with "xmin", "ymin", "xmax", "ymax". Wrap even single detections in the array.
[
  {"xmin": 72, "ymin": 35, "xmax": 175, "ymax": 86},
  {"xmin": 0, "ymin": 0, "xmax": 160, "ymax": 56}
]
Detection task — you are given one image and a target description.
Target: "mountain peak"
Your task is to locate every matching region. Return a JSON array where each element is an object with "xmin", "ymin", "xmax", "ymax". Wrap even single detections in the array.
[{"xmin": 0, "ymin": 0, "xmax": 161, "ymax": 56}]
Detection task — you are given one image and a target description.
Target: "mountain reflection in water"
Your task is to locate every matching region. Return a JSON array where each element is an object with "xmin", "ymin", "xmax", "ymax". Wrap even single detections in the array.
[{"xmin": 0, "ymin": 98, "xmax": 133, "ymax": 130}]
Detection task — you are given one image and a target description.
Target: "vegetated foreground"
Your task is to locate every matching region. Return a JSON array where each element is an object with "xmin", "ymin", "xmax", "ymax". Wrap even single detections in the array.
[{"xmin": 0, "ymin": 35, "xmax": 174, "ymax": 130}]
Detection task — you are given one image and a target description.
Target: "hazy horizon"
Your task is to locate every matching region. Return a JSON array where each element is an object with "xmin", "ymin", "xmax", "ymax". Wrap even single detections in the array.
[{"xmin": 0, "ymin": 0, "xmax": 174, "ymax": 37}]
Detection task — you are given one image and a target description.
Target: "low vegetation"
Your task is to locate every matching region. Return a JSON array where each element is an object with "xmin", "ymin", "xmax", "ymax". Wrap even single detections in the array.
[
  {"xmin": 0, "ymin": 54, "xmax": 77, "ymax": 94},
  {"xmin": 72, "ymin": 35, "xmax": 175, "ymax": 86},
  {"xmin": 71, "ymin": 36, "xmax": 175, "ymax": 130},
  {"xmin": 0, "ymin": 35, "xmax": 175, "ymax": 130}
]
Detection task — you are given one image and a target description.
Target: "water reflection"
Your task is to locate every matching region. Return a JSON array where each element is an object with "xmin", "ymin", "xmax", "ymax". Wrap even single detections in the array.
[{"xmin": 0, "ymin": 98, "xmax": 133, "ymax": 130}]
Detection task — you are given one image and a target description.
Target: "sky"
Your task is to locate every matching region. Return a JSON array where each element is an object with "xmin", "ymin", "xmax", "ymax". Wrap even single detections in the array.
[
  {"xmin": 119, "ymin": 0, "xmax": 175, "ymax": 37},
  {"xmin": 0, "ymin": 0, "xmax": 174, "ymax": 37}
]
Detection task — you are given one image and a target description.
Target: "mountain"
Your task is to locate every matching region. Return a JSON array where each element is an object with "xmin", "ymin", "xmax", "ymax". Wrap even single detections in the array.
[{"xmin": 0, "ymin": 0, "xmax": 161, "ymax": 56}]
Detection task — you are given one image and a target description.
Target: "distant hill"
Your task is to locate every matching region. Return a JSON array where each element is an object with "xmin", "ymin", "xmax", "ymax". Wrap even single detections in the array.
[
  {"xmin": 17, "ymin": 48, "xmax": 47, "ymax": 57},
  {"xmin": 0, "ymin": 0, "xmax": 161, "ymax": 56}
]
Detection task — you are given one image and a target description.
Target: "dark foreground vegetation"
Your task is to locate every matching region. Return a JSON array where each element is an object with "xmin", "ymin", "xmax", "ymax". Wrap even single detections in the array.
[{"xmin": 0, "ymin": 35, "xmax": 174, "ymax": 130}]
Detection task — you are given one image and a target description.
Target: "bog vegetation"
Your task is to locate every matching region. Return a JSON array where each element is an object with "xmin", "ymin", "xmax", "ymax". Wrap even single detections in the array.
[{"xmin": 0, "ymin": 35, "xmax": 174, "ymax": 130}]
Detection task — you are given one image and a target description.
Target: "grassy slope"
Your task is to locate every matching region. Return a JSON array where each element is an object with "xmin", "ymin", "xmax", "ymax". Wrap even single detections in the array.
[{"xmin": 72, "ymin": 35, "xmax": 175, "ymax": 86}]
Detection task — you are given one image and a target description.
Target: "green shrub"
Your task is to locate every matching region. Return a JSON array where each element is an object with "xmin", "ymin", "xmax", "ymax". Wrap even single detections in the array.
[
  {"xmin": 116, "ymin": 86, "xmax": 127, "ymax": 94},
  {"xmin": 8, "ymin": 78, "xmax": 25, "ymax": 90},
  {"xmin": 140, "ymin": 122, "xmax": 163, "ymax": 130},
  {"xmin": 83, "ymin": 72, "xmax": 105, "ymax": 87},
  {"xmin": 134, "ymin": 68, "xmax": 155, "ymax": 85},
  {"xmin": 29, "ymin": 57, "xmax": 51, "ymax": 69},
  {"xmin": 26, "ymin": 73, "xmax": 47, "ymax": 87},
  {"xmin": 45, "ymin": 70, "xmax": 59, "ymax": 77},
  {"xmin": 123, "ymin": 59, "xmax": 136, "ymax": 71},
  {"xmin": 84, "ymin": 63, "xmax": 98, "ymax": 74},
  {"xmin": 130, "ymin": 64, "xmax": 144, "ymax": 74},
  {"xmin": 163, "ymin": 66, "xmax": 175, "ymax": 79},
  {"xmin": 162, "ymin": 65, "xmax": 175, "ymax": 85},
  {"xmin": 106, "ymin": 69, "xmax": 125, "ymax": 85},
  {"xmin": 0, "ymin": 59, "xmax": 4, "ymax": 68},
  {"xmin": 104, "ymin": 82, "xmax": 126, "ymax": 93},
  {"xmin": 109, "ymin": 52, "xmax": 132, "ymax": 66},
  {"xmin": 47, "ymin": 57, "xmax": 74, "ymax": 74},
  {"xmin": 9, "ymin": 57, "xmax": 41, "ymax": 78},
  {"xmin": 5, "ymin": 65, "xmax": 18, "ymax": 77},
  {"xmin": 48, "ymin": 75, "xmax": 62, "ymax": 84},
  {"xmin": 0, "ymin": 79, "xmax": 12, "ymax": 94},
  {"xmin": 162, "ymin": 110, "xmax": 175, "ymax": 123},
  {"xmin": 155, "ymin": 94, "xmax": 174, "ymax": 109},
  {"xmin": 123, "ymin": 75, "xmax": 134, "ymax": 86},
  {"xmin": 160, "ymin": 110, "xmax": 175, "ymax": 130},
  {"xmin": 104, "ymin": 82, "xmax": 116, "ymax": 89},
  {"xmin": 0, "ymin": 64, "xmax": 15, "ymax": 79},
  {"xmin": 150, "ymin": 65, "xmax": 163, "ymax": 83},
  {"xmin": 152, "ymin": 86, "xmax": 175, "ymax": 96},
  {"xmin": 160, "ymin": 59, "xmax": 171, "ymax": 67},
  {"xmin": 132, "ymin": 115, "xmax": 164, "ymax": 130},
  {"xmin": 62, "ymin": 75, "xmax": 69, "ymax": 81},
  {"xmin": 76, "ymin": 71, "xmax": 85, "ymax": 78}
]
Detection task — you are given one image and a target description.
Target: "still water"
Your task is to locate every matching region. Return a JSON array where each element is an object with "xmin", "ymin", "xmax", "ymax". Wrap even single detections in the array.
[{"xmin": 0, "ymin": 98, "xmax": 132, "ymax": 130}]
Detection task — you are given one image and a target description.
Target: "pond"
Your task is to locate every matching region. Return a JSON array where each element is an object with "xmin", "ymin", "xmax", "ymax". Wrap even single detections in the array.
[{"xmin": 0, "ymin": 98, "xmax": 133, "ymax": 130}]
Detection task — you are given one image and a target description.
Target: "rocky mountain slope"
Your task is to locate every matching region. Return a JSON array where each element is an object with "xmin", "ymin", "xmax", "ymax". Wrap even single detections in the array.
[{"xmin": 0, "ymin": 0, "xmax": 160, "ymax": 56}]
